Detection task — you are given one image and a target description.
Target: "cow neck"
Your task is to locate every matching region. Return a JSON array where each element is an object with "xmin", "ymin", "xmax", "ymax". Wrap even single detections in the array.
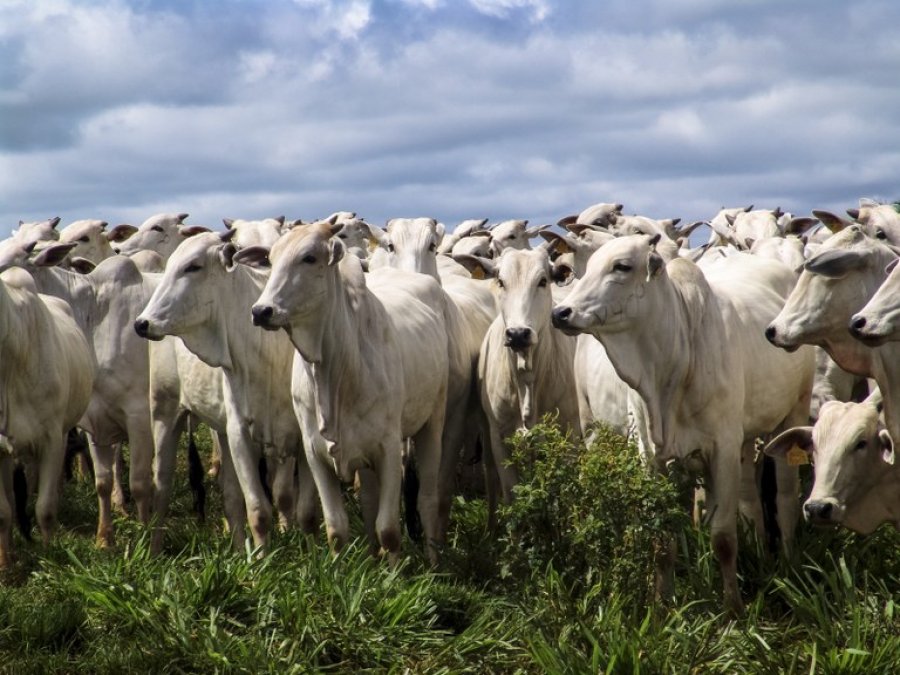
[
  {"xmin": 594, "ymin": 264, "xmax": 722, "ymax": 452},
  {"xmin": 0, "ymin": 279, "xmax": 46, "ymax": 433},
  {"xmin": 29, "ymin": 266, "xmax": 97, "ymax": 339},
  {"xmin": 509, "ymin": 318, "xmax": 555, "ymax": 429},
  {"xmin": 292, "ymin": 263, "xmax": 368, "ymax": 446}
]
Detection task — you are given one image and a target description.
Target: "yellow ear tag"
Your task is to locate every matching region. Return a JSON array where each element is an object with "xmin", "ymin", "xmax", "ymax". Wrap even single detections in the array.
[
  {"xmin": 470, "ymin": 265, "xmax": 485, "ymax": 280},
  {"xmin": 786, "ymin": 445, "xmax": 809, "ymax": 466}
]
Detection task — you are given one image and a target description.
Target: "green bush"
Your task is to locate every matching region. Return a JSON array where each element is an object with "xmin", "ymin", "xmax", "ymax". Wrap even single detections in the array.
[{"xmin": 499, "ymin": 421, "xmax": 690, "ymax": 610}]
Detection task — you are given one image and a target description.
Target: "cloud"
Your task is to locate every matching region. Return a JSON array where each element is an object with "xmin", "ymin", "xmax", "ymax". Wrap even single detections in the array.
[{"xmin": 2, "ymin": 0, "xmax": 900, "ymax": 238}]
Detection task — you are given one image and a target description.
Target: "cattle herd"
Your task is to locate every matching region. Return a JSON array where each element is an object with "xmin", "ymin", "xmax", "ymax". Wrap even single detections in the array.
[{"xmin": 2, "ymin": 200, "xmax": 900, "ymax": 615}]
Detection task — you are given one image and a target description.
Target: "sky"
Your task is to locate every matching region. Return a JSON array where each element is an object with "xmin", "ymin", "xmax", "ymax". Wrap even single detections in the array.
[{"xmin": 2, "ymin": 0, "xmax": 900, "ymax": 238}]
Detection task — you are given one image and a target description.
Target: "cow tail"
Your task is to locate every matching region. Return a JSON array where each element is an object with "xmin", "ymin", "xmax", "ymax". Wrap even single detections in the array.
[
  {"xmin": 187, "ymin": 420, "xmax": 207, "ymax": 523},
  {"xmin": 13, "ymin": 465, "xmax": 32, "ymax": 542}
]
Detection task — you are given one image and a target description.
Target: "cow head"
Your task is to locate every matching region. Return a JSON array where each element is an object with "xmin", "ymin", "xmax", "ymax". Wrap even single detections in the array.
[
  {"xmin": 551, "ymin": 233, "xmax": 665, "ymax": 338},
  {"xmin": 222, "ymin": 216, "xmax": 286, "ymax": 250},
  {"xmin": 368, "ymin": 217, "xmax": 444, "ymax": 277},
  {"xmin": 488, "ymin": 219, "xmax": 550, "ymax": 257},
  {"xmin": 134, "ymin": 231, "xmax": 237, "ymax": 348},
  {"xmin": 11, "ymin": 216, "xmax": 61, "ymax": 247},
  {"xmin": 113, "ymin": 212, "xmax": 202, "ymax": 259},
  {"xmin": 765, "ymin": 226, "xmax": 897, "ymax": 353},
  {"xmin": 765, "ymin": 400, "xmax": 894, "ymax": 533},
  {"xmin": 58, "ymin": 219, "xmax": 112, "ymax": 265}
]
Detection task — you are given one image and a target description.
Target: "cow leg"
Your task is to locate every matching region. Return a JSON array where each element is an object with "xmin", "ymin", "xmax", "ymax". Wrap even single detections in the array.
[
  {"xmin": 773, "ymin": 401, "xmax": 808, "ymax": 553},
  {"xmin": 295, "ymin": 451, "xmax": 320, "ymax": 535},
  {"xmin": 208, "ymin": 428, "xmax": 222, "ymax": 478},
  {"xmin": 0, "ymin": 457, "xmax": 13, "ymax": 568},
  {"xmin": 738, "ymin": 440, "xmax": 766, "ymax": 540},
  {"xmin": 375, "ymin": 442, "xmax": 403, "ymax": 564},
  {"xmin": 414, "ymin": 418, "xmax": 444, "ymax": 565},
  {"xmin": 125, "ymin": 416, "xmax": 154, "ymax": 525},
  {"xmin": 111, "ymin": 444, "xmax": 128, "ymax": 515},
  {"xmin": 306, "ymin": 444, "xmax": 348, "ymax": 552},
  {"xmin": 436, "ymin": 398, "xmax": 468, "ymax": 544},
  {"xmin": 150, "ymin": 411, "xmax": 187, "ymax": 554},
  {"xmin": 35, "ymin": 435, "xmax": 66, "ymax": 546},
  {"xmin": 216, "ymin": 433, "xmax": 246, "ymax": 551},
  {"xmin": 482, "ymin": 428, "xmax": 501, "ymax": 533},
  {"xmin": 491, "ymin": 426, "xmax": 519, "ymax": 505},
  {"xmin": 707, "ymin": 441, "xmax": 744, "ymax": 616},
  {"xmin": 270, "ymin": 455, "xmax": 297, "ymax": 532},
  {"xmin": 226, "ymin": 423, "xmax": 271, "ymax": 551},
  {"xmin": 87, "ymin": 438, "xmax": 117, "ymax": 548},
  {"xmin": 357, "ymin": 468, "xmax": 381, "ymax": 555}
]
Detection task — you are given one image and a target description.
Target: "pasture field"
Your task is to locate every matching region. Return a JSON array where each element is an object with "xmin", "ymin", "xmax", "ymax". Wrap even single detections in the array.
[{"xmin": 2, "ymin": 424, "xmax": 900, "ymax": 674}]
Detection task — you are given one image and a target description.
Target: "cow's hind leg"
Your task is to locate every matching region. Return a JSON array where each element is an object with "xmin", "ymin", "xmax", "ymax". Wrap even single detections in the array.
[{"xmin": 35, "ymin": 434, "xmax": 66, "ymax": 546}]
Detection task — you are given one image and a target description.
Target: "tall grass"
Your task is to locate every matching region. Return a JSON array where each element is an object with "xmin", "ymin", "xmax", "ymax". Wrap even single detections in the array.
[{"xmin": 1, "ymin": 423, "xmax": 899, "ymax": 673}]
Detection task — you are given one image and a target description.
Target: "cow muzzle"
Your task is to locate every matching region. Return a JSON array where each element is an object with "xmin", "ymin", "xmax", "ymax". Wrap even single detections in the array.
[
  {"xmin": 133, "ymin": 317, "xmax": 163, "ymax": 341},
  {"xmin": 848, "ymin": 314, "xmax": 888, "ymax": 346},
  {"xmin": 764, "ymin": 324, "xmax": 800, "ymax": 352},
  {"xmin": 551, "ymin": 305, "xmax": 581, "ymax": 335},
  {"xmin": 803, "ymin": 500, "xmax": 840, "ymax": 526},
  {"xmin": 504, "ymin": 327, "xmax": 534, "ymax": 351},
  {"xmin": 251, "ymin": 304, "xmax": 278, "ymax": 330}
]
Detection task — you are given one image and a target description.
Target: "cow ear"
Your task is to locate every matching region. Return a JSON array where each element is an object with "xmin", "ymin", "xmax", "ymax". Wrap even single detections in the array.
[
  {"xmin": 885, "ymin": 258, "xmax": 899, "ymax": 276},
  {"xmin": 812, "ymin": 210, "xmax": 850, "ymax": 233},
  {"xmin": 69, "ymin": 257, "xmax": 96, "ymax": 274},
  {"xmin": 878, "ymin": 429, "xmax": 895, "ymax": 465},
  {"xmin": 219, "ymin": 243, "xmax": 238, "ymax": 270},
  {"xmin": 743, "ymin": 237, "xmax": 755, "ymax": 251},
  {"xmin": 540, "ymin": 231, "xmax": 573, "ymax": 254},
  {"xmin": 434, "ymin": 221, "xmax": 445, "ymax": 246},
  {"xmin": 366, "ymin": 223, "xmax": 388, "ymax": 249},
  {"xmin": 452, "ymin": 253, "xmax": 497, "ymax": 279},
  {"xmin": 223, "ymin": 218, "xmax": 235, "ymax": 229},
  {"xmin": 725, "ymin": 213, "xmax": 737, "ymax": 226},
  {"xmin": 847, "ymin": 208, "xmax": 861, "ymax": 221},
  {"xmin": 647, "ymin": 251, "xmax": 664, "ymax": 280},
  {"xmin": 232, "ymin": 245, "xmax": 270, "ymax": 269},
  {"xmin": 526, "ymin": 223, "xmax": 552, "ymax": 238},
  {"xmin": 32, "ymin": 242, "xmax": 77, "ymax": 268},
  {"xmin": 804, "ymin": 249, "xmax": 867, "ymax": 278},
  {"xmin": 180, "ymin": 225, "xmax": 211, "ymax": 238},
  {"xmin": 328, "ymin": 237, "xmax": 345, "ymax": 266},
  {"xmin": 557, "ymin": 214, "xmax": 578, "ymax": 227},
  {"xmin": 764, "ymin": 426, "xmax": 814, "ymax": 458},
  {"xmin": 219, "ymin": 228, "xmax": 237, "ymax": 243},
  {"xmin": 551, "ymin": 261, "xmax": 574, "ymax": 285},
  {"xmin": 107, "ymin": 224, "xmax": 138, "ymax": 243},
  {"xmin": 177, "ymin": 213, "xmax": 190, "ymax": 223}
]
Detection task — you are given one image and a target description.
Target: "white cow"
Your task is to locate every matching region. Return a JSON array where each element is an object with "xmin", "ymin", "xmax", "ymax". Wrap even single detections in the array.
[
  {"xmin": 552, "ymin": 235, "xmax": 815, "ymax": 613},
  {"xmin": 849, "ymin": 256, "xmax": 900, "ymax": 344},
  {"xmin": 9, "ymin": 217, "xmax": 61, "ymax": 248},
  {"xmin": 222, "ymin": 217, "xmax": 286, "ymax": 250},
  {"xmin": 247, "ymin": 221, "xmax": 449, "ymax": 561},
  {"xmin": 0, "ymin": 241, "xmax": 159, "ymax": 546},
  {"xmin": 58, "ymin": 219, "xmax": 116, "ymax": 266},
  {"xmin": 767, "ymin": 226, "xmax": 900, "ymax": 439},
  {"xmin": 135, "ymin": 231, "xmax": 317, "ymax": 549},
  {"xmin": 367, "ymin": 217, "xmax": 496, "ymax": 535},
  {"xmin": 437, "ymin": 218, "xmax": 489, "ymax": 255},
  {"xmin": 557, "ymin": 202, "xmax": 624, "ymax": 230},
  {"xmin": 0, "ymin": 267, "xmax": 94, "ymax": 566},
  {"xmin": 488, "ymin": 219, "xmax": 550, "ymax": 257},
  {"xmin": 766, "ymin": 399, "xmax": 899, "ymax": 534},
  {"xmin": 457, "ymin": 247, "xmax": 579, "ymax": 517},
  {"xmin": 112, "ymin": 213, "xmax": 209, "ymax": 260}
]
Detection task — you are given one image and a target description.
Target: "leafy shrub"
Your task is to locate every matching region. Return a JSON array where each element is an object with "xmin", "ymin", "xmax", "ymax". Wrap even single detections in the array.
[{"xmin": 499, "ymin": 421, "xmax": 690, "ymax": 610}]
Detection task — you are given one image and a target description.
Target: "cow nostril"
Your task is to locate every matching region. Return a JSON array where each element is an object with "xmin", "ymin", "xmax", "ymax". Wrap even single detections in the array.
[
  {"xmin": 134, "ymin": 318, "xmax": 150, "ymax": 338},
  {"xmin": 804, "ymin": 501, "xmax": 833, "ymax": 521},
  {"xmin": 850, "ymin": 315, "xmax": 867, "ymax": 332},
  {"xmin": 251, "ymin": 305, "xmax": 274, "ymax": 326},
  {"xmin": 764, "ymin": 325, "xmax": 777, "ymax": 343},
  {"xmin": 553, "ymin": 306, "xmax": 573, "ymax": 323}
]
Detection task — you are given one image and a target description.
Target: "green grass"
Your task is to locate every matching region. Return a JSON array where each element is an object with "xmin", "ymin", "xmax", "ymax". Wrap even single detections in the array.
[{"xmin": 2, "ymin": 424, "xmax": 899, "ymax": 673}]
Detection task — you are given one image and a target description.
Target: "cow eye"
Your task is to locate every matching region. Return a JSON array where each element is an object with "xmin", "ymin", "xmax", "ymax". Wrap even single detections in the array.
[
  {"xmin": 151, "ymin": 225, "xmax": 164, "ymax": 233},
  {"xmin": 613, "ymin": 262, "xmax": 632, "ymax": 273},
  {"xmin": 387, "ymin": 243, "xmax": 395, "ymax": 253},
  {"xmin": 538, "ymin": 277, "xmax": 548, "ymax": 287},
  {"xmin": 496, "ymin": 278, "xmax": 505, "ymax": 289},
  {"xmin": 507, "ymin": 234, "xmax": 515, "ymax": 240},
  {"xmin": 854, "ymin": 439, "xmax": 868, "ymax": 451},
  {"xmin": 79, "ymin": 235, "xmax": 90, "ymax": 243},
  {"xmin": 302, "ymin": 255, "xmax": 316, "ymax": 264},
  {"xmin": 876, "ymin": 228, "xmax": 887, "ymax": 240},
  {"xmin": 184, "ymin": 263, "xmax": 203, "ymax": 273},
  {"xmin": 428, "ymin": 242, "xmax": 437, "ymax": 252},
  {"xmin": 338, "ymin": 233, "xmax": 347, "ymax": 239}
]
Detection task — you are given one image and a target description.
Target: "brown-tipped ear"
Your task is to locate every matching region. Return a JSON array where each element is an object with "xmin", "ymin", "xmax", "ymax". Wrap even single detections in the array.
[
  {"xmin": 540, "ymin": 230, "xmax": 573, "ymax": 254},
  {"xmin": 232, "ymin": 245, "xmax": 270, "ymax": 268},
  {"xmin": 180, "ymin": 225, "xmax": 211, "ymax": 237},
  {"xmin": 812, "ymin": 210, "xmax": 850, "ymax": 233},
  {"xmin": 452, "ymin": 253, "xmax": 497, "ymax": 279},
  {"xmin": 784, "ymin": 216, "xmax": 819, "ymax": 236},
  {"xmin": 49, "ymin": 216, "xmax": 61, "ymax": 228},
  {"xmin": 69, "ymin": 257, "xmax": 96, "ymax": 274},
  {"xmin": 551, "ymin": 261, "xmax": 574, "ymax": 285},
  {"xmin": 647, "ymin": 251, "xmax": 664, "ymax": 280},
  {"xmin": 223, "ymin": 218, "xmax": 235, "ymax": 229},
  {"xmin": 366, "ymin": 223, "xmax": 387, "ymax": 247},
  {"xmin": 764, "ymin": 426, "xmax": 814, "ymax": 458},
  {"xmin": 32, "ymin": 242, "xmax": 78, "ymax": 268},
  {"xmin": 557, "ymin": 214, "xmax": 577, "ymax": 227},
  {"xmin": 219, "ymin": 228, "xmax": 237, "ymax": 243},
  {"xmin": 219, "ymin": 242, "xmax": 238, "ymax": 269},
  {"xmin": 327, "ymin": 220, "xmax": 344, "ymax": 237},
  {"xmin": 725, "ymin": 213, "xmax": 737, "ymax": 226},
  {"xmin": 879, "ymin": 429, "xmax": 895, "ymax": 465},
  {"xmin": 847, "ymin": 208, "xmax": 861, "ymax": 221},
  {"xmin": 107, "ymin": 224, "xmax": 138, "ymax": 242},
  {"xmin": 328, "ymin": 237, "xmax": 345, "ymax": 265},
  {"xmin": 648, "ymin": 232, "xmax": 662, "ymax": 248},
  {"xmin": 177, "ymin": 213, "xmax": 190, "ymax": 223},
  {"xmin": 804, "ymin": 248, "xmax": 867, "ymax": 278},
  {"xmin": 274, "ymin": 215, "xmax": 286, "ymax": 226}
]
